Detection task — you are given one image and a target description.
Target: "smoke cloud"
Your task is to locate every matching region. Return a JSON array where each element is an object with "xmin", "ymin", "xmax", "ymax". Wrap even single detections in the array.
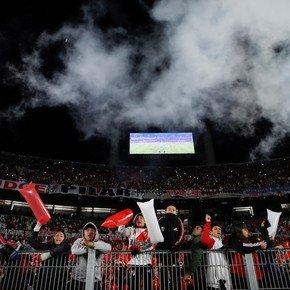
[{"xmin": 5, "ymin": 0, "xmax": 290, "ymax": 158}]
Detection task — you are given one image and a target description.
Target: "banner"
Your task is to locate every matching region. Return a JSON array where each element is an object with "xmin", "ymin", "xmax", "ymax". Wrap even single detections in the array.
[
  {"xmin": 1, "ymin": 178, "xmax": 289, "ymax": 200},
  {"xmin": 0, "ymin": 179, "xmax": 143, "ymax": 199},
  {"xmin": 167, "ymin": 189, "xmax": 202, "ymax": 198},
  {"xmin": 48, "ymin": 185, "xmax": 143, "ymax": 200},
  {"xmin": 0, "ymin": 179, "xmax": 47, "ymax": 193}
]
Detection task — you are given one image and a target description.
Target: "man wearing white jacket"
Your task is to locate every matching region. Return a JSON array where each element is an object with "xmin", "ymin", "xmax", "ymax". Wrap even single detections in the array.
[{"xmin": 69, "ymin": 222, "xmax": 111, "ymax": 290}]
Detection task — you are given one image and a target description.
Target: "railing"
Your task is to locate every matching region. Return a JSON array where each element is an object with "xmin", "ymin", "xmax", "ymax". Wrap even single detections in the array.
[{"xmin": 0, "ymin": 249, "xmax": 289, "ymax": 290}]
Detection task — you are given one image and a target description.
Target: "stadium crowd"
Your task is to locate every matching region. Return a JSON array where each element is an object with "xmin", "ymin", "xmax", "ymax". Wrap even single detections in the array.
[
  {"xmin": 1, "ymin": 208, "xmax": 290, "ymax": 290},
  {"xmin": 1, "ymin": 152, "xmax": 290, "ymax": 289},
  {"xmin": 0, "ymin": 151, "xmax": 289, "ymax": 194},
  {"xmin": 1, "ymin": 209, "xmax": 289, "ymax": 250}
]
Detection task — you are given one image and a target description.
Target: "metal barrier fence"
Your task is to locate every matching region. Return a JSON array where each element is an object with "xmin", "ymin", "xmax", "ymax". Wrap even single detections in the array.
[{"xmin": 0, "ymin": 249, "xmax": 289, "ymax": 290}]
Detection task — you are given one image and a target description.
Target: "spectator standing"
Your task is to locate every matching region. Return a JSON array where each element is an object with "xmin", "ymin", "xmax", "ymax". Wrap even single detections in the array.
[
  {"xmin": 68, "ymin": 222, "xmax": 111, "ymax": 290},
  {"xmin": 29, "ymin": 221, "xmax": 71, "ymax": 261},
  {"xmin": 28, "ymin": 221, "xmax": 71, "ymax": 290},
  {"xmin": 118, "ymin": 213, "xmax": 155, "ymax": 290},
  {"xmin": 156, "ymin": 204, "xmax": 185, "ymax": 290},
  {"xmin": 256, "ymin": 218, "xmax": 286, "ymax": 289},
  {"xmin": 183, "ymin": 224, "xmax": 204, "ymax": 289},
  {"xmin": 156, "ymin": 205, "xmax": 184, "ymax": 251},
  {"xmin": 201, "ymin": 214, "xmax": 232, "ymax": 290},
  {"xmin": 228, "ymin": 222, "xmax": 267, "ymax": 289}
]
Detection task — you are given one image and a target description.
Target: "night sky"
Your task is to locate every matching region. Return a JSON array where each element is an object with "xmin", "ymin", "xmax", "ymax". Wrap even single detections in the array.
[{"xmin": 0, "ymin": 0, "xmax": 289, "ymax": 166}]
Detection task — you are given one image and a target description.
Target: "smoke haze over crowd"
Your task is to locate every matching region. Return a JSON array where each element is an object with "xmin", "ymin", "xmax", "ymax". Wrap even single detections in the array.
[{"xmin": 1, "ymin": 0, "xmax": 290, "ymax": 163}]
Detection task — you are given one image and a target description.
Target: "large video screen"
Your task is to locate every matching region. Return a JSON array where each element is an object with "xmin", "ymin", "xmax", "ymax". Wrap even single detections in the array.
[{"xmin": 129, "ymin": 133, "xmax": 195, "ymax": 154}]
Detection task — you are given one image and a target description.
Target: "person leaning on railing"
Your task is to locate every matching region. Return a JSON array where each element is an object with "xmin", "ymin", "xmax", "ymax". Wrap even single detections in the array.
[
  {"xmin": 255, "ymin": 218, "xmax": 287, "ymax": 288},
  {"xmin": 118, "ymin": 213, "xmax": 155, "ymax": 290},
  {"xmin": 228, "ymin": 221, "xmax": 267, "ymax": 289},
  {"xmin": 183, "ymin": 224, "xmax": 203, "ymax": 288},
  {"xmin": 28, "ymin": 221, "xmax": 71, "ymax": 289},
  {"xmin": 68, "ymin": 222, "xmax": 111, "ymax": 290},
  {"xmin": 29, "ymin": 221, "xmax": 71, "ymax": 261}
]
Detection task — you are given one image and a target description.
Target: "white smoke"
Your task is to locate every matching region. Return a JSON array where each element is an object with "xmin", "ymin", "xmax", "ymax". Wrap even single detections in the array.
[
  {"xmin": 6, "ymin": 0, "xmax": 290, "ymax": 157},
  {"xmin": 149, "ymin": 0, "xmax": 290, "ymax": 151}
]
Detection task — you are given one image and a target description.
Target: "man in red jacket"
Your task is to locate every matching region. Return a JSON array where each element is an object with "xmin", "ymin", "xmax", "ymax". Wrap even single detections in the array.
[{"xmin": 201, "ymin": 214, "xmax": 232, "ymax": 290}]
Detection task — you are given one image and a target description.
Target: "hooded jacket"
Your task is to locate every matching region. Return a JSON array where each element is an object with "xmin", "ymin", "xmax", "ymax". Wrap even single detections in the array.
[{"xmin": 71, "ymin": 222, "xmax": 111, "ymax": 282}]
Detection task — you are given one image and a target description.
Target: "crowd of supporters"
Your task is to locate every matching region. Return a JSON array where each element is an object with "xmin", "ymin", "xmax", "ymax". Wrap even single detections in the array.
[
  {"xmin": 1, "ymin": 200, "xmax": 290, "ymax": 290},
  {"xmin": 1, "ymin": 152, "xmax": 289, "ymax": 289},
  {"xmin": 1, "ymin": 210, "xmax": 289, "ymax": 250},
  {"xmin": 1, "ymin": 210, "xmax": 290, "ymax": 290},
  {"xmin": 0, "ymin": 151, "xmax": 289, "ymax": 194}
]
